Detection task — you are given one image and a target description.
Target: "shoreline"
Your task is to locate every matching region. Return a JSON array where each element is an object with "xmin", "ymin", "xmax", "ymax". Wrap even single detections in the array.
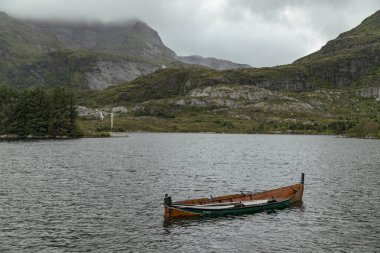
[
  {"xmin": 1, "ymin": 131, "xmax": 378, "ymax": 140},
  {"xmin": 0, "ymin": 135, "xmax": 80, "ymax": 141},
  {"xmin": 123, "ymin": 131, "xmax": 379, "ymax": 139}
]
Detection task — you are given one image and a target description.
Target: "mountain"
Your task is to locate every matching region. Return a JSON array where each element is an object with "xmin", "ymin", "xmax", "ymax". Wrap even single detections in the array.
[
  {"xmin": 0, "ymin": 12, "xmax": 179, "ymax": 89},
  {"xmin": 0, "ymin": 12, "xmax": 250, "ymax": 89},
  {"xmin": 95, "ymin": 10, "xmax": 380, "ymax": 99},
  {"xmin": 177, "ymin": 55, "xmax": 251, "ymax": 70},
  {"xmin": 80, "ymin": 11, "xmax": 379, "ymax": 137},
  {"xmin": 28, "ymin": 19, "xmax": 177, "ymax": 60},
  {"xmin": 1, "ymin": 11, "xmax": 379, "ymax": 136},
  {"xmin": 294, "ymin": 10, "xmax": 380, "ymax": 87},
  {"xmin": 97, "ymin": 10, "xmax": 380, "ymax": 103}
]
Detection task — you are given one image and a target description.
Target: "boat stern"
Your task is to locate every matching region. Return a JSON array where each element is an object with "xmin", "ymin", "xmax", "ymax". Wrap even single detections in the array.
[{"xmin": 292, "ymin": 173, "xmax": 305, "ymax": 204}]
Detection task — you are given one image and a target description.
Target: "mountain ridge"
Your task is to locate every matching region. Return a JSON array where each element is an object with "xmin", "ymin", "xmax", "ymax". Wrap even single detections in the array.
[{"xmin": 0, "ymin": 12, "xmax": 250, "ymax": 89}]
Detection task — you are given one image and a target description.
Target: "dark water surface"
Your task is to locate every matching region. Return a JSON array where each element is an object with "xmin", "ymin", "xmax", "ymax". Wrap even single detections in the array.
[{"xmin": 0, "ymin": 134, "xmax": 379, "ymax": 252}]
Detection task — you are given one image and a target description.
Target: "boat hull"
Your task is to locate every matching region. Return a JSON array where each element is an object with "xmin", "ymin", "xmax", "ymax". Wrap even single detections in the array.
[{"xmin": 164, "ymin": 179, "xmax": 304, "ymax": 219}]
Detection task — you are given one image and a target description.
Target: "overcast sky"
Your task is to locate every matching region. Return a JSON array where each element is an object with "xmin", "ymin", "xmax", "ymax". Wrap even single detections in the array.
[{"xmin": 0, "ymin": 0, "xmax": 379, "ymax": 67}]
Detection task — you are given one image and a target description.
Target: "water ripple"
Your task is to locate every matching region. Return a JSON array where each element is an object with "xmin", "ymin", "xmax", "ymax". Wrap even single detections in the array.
[{"xmin": 0, "ymin": 134, "xmax": 379, "ymax": 252}]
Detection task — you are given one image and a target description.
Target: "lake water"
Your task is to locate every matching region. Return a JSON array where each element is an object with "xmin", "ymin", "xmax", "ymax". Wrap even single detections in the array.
[{"xmin": 0, "ymin": 134, "xmax": 379, "ymax": 252}]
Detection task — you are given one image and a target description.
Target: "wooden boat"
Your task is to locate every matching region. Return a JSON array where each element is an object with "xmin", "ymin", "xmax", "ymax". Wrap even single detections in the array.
[{"xmin": 164, "ymin": 173, "xmax": 304, "ymax": 219}]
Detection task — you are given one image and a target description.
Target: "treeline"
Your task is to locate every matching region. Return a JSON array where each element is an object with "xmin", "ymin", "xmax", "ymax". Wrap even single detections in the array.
[{"xmin": 0, "ymin": 86, "xmax": 81, "ymax": 138}]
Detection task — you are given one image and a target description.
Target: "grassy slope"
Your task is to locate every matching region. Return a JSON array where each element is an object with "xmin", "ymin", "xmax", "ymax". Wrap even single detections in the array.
[
  {"xmin": 295, "ymin": 10, "xmax": 380, "ymax": 63},
  {"xmin": 78, "ymin": 84, "xmax": 379, "ymax": 137}
]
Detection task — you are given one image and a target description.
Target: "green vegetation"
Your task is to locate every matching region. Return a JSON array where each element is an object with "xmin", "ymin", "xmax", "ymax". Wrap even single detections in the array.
[
  {"xmin": 77, "ymin": 86, "xmax": 380, "ymax": 138},
  {"xmin": 77, "ymin": 112, "xmax": 380, "ymax": 138},
  {"xmin": 0, "ymin": 49, "xmax": 101, "ymax": 89},
  {"xmin": 0, "ymin": 86, "xmax": 81, "ymax": 138},
  {"xmin": 347, "ymin": 119, "xmax": 380, "ymax": 138}
]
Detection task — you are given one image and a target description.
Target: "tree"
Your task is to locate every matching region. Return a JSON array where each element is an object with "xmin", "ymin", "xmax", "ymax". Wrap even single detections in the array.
[
  {"xmin": 0, "ymin": 86, "xmax": 80, "ymax": 138},
  {"xmin": 49, "ymin": 87, "xmax": 79, "ymax": 137}
]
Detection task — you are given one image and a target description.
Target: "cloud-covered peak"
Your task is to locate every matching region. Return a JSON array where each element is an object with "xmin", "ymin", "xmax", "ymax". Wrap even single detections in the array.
[{"xmin": 0, "ymin": 0, "xmax": 379, "ymax": 67}]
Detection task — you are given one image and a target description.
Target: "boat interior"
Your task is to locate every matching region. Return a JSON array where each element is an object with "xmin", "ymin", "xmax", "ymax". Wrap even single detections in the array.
[{"xmin": 173, "ymin": 183, "xmax": 303, "ymax": 206}]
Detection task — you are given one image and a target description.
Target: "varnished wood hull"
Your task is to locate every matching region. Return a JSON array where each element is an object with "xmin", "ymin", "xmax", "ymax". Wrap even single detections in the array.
[{"xmin": 164, "ymin": 174, "xmax": 304, "ymax": 219}]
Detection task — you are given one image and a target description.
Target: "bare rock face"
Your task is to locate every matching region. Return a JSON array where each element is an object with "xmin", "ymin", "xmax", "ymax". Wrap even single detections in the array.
[
  {"xmin": 357, "ymin": 87, "xmax": 380, "ymax": 101},
  {"xmin": 86, "ymin": 60, "xmax": 159, "ymax": 89},
  {"xmin": 189, "ymin": 85, "xmax": 273, "ymax": 101},
  {"xmin": 168, "ymin": 85, "xmax": 276, "ymax": 109}
]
